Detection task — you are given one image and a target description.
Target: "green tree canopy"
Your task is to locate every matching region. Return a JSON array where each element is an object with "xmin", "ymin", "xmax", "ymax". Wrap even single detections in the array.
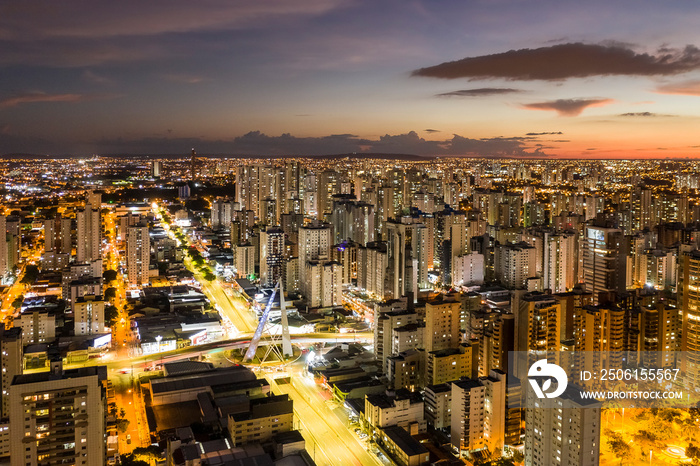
[
  {"xmin": 104, "ymin": 287, "xmax": 117, "ymax": 300},
  {"xmin": 103, "ymin": 269, "xmax": 118, "ymax": 283},
  {"xmin": 21, "ymin": 265, "xmax": 40, "ymax": 284}
]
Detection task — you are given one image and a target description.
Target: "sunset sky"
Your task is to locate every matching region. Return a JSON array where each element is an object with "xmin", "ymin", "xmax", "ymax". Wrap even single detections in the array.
[{"xmin": 2, "ymin": 0, "xmax": 700, "ymax": 158}]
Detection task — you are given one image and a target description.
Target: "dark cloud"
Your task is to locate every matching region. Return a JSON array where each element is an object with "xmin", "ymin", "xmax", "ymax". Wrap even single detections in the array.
[
  {"xmin": 656, "ymin": 80, "xmax": 700, "ymax": 96},
  {"xmin": 0, "ymin": 1, "xmax": 344, "ymax": 67},
  {"xmin": 412, "ymin": 43, "xmax": 700, "ymax": 81},
  {"xmin": 526, "ymin": 131, "xmax": 563, "ymax": 135},
  {"xmin": 618, "ymin": 112, "xmax": 676, "ymax": 117},
  {"xmin": 424, "ymin": 129, "xmax": 440, "ymax": 133},
  {"xmin": 0, "ymin": 1, "xmax": 341, "ymax": 40},
  {"xmin": 88, "ymin": 130, "xmax": 547, "ymax": 157},
  {"xmin": 437, "ymin": 88, "xmax": 523, "ymax": 97},
  {"xmin": 521, "ymin": 98, "xmax": 613, "ymax": 116}
]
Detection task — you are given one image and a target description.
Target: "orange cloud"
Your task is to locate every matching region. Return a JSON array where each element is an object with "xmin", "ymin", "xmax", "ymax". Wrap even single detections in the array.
[
  {"xmin": 0, "ymin": 91, "xmax": 120, "ymax": 109},
  {"xmin": 656, "ymin": 80, "xmax": 700, "ymax": 96},
  {"xmin": 0, "ymin": 92, "xmax": 85, "ymax": 108}
]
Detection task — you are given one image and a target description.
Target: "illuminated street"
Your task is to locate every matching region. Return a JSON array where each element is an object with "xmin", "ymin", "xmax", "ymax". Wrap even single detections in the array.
[{"xmin": 269, "ymin": 364, "xmax": 384, "ymax": 466}]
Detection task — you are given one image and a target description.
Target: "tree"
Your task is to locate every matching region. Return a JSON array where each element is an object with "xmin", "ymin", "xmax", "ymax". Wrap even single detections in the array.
[
  {"xmin": 132, "ymin": 446, "xmax": 163, "ymax": 463},
  {"xmin": 104, "ymin": 287, "xmax": 117, "ymax": 300},
  {"xmin": 119, "ymin": 408, "xmax": 126, "ymax": 418},
  {"xmin": 688, "ymin": 443, "xmax": 700, "ymax": 461},
  {"xmin": 116, "ymin": 418, "xmax": 130, "ymax": 433},
  {"xmin": 511, "ymin": 450, "xmax": 524, "ymax": 464},
  {"xmin": 491, "ymin": 459, "xmax": 516, "ymax": 466},
  {"xmin": 185, "ymin": 198, "xmax": 209, "ymax": 212},
  {"xmin": 607, "ymin": 431, "xmax": 633, "ymax": 465},
  {"xmin": 21, "ymin": 265, "xmax": 39, "ymax": 284},
  {"xmin": 105, "ymin": 305, "xmax": 119, "ymax": 326},
  {"xmin": 203, "ymin": 271, "xmax": 216, "ymax": 282},
  {"xmin": 103, "ymin": 269, "xmax": 118, "ymax": 283},
  {"xmin": 11, "ymin": 295, "xmax": 24, "ymax": 309},
  {"xmin": 118, "ymin": 454, "xmax": 148, "ymax": 466}
]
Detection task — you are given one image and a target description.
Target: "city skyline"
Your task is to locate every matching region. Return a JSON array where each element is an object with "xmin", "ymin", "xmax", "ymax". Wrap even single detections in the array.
[{"xmin": 2, "ymin": 1, "xmax": 700, "ymax": 158}]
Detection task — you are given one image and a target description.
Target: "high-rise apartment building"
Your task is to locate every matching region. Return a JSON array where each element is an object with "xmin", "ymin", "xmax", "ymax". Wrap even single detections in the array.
[
  {"xmin": 374, "ymin": 307, "xmax": 419, "ymax": 371},
  {"xmin": 581, "ymin": 224, "xmax": 625, "ymax": 303},
  {"xmin": 298, "ymin": 221, "xmax": 331, "ymax": 268},
  {"xmin": 524, "ymin": 388, "xmax": 600, "ymax": 466},
  {"xmin": 0, "ymin": 216, "xmax": 8, "ymax": 281},
  {"xmin": 43, "ymin": 216, "xmax": 72, "ymax": 255},
  {"xmin": 86, "ymin": 190, "xmax": 102, "ymax": 208},
  {"xmin": 260, "ymin": 227, "xmax": 285, "ymax": 288},
  {"xmin": 494, "ymin": 242, "xmax": 536, "ymax": 289},
  {"xmin": 9, "ymin": 362, "xmax": 107, "ymax": 466},
  {"xmin": 304, "ymin": 260, "xmax": 342, "ymax": 308},
  {"xmin": 298, "ymin": 221, "xmax": 332, "ymax": 301},
  {"xmin": 357, "ymin": 241, "xmax": 387, "ymax": 298},
  {"xmin": 544, "ymin": 231, "xmax": 577, "ymax": 293},
  {"xmin": 640, "ymin": 303, "xmax": 680, "ymax": 368},
  {"xmin": 76, "ymin": 204, "xmax": 101, "ymax": 263},
  {"xmin": 73, "ymin": 295, "xmax": 105, "ymax": 336},
  {"xmin": 330, "ymin": 198, "xmax": 375, "ymax": 245},
  {"xmin": 236, "ymin": 164, "xmax": 274, "ymax": 219},
  {"xmin": 152, "ymin": 160, "xmax": 162, "ymax": 177},
  {"xmin": 317, "ymin": 170, "xmax": 339, "ymax": 220},
  {"xmin": 234, "ymin": 243, "xmax": 256, "ymax": 279},
  {"xmin": 680, "ymin": 250, "xmax": 700, "ymax": 390},
  {"xmin": 424, "ymin": 297, "xmax": 461, "ymax": 353},
  {"xmin": 210, "ymin": 199, "xmax": 235, "ymax": 229},
  {"xmin": 451, "ymin": 370, "xmax": 506, "ymax": 456},
  {"xmin": 452, "ymin": 251, "xmax": 485, "ymax": 287},
  {"xmin": 0, "ymin": 327, "xmax": 22, "ymax": 420},
  {"xmin": 386, "ymin": 217, "xmax": 429, "ymax": 300},
  {"xmin": 426, "ymin": 345, "xmax": 472, "ymax": 386},
  {"xmin": 13, "ymin": 311, "xmax": 56, "ymax": 345},
  {"xmin": 127, "ymin": 222, "xmax": 150, "ymax": 285},
  {"xmin": 514, "ymin": 291, "xmax": 561, "ymax": 354}
]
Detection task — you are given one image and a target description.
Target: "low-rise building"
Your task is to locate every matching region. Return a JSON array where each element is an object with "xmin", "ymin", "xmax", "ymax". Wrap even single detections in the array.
[
  {"xmin": 380, "ymin": 425, "xmax": 430, "ymax": 466},
  {"xmin": 228, "ymin": 394, "xmax": 294, "ymax": 446},
  {"xmin": 365, "ymin": 390, "xmax": 426, "ymax": 435}
]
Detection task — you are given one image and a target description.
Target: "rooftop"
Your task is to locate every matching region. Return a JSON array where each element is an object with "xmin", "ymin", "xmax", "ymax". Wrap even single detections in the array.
[{"xmin": 382, "ymin": 425, "xmax": 429, "ymax": 457}]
